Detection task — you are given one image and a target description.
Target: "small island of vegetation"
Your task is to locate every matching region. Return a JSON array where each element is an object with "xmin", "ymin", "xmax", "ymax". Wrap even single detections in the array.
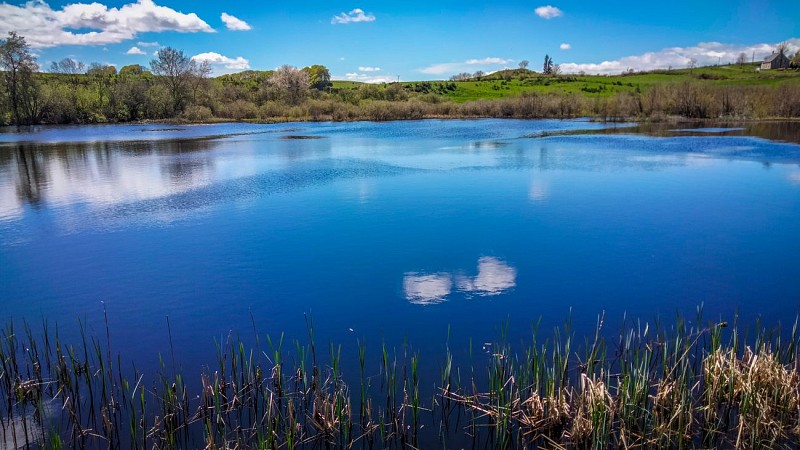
[{"xmin": 2, "ymin": 32, "xmax": 800, "ymax": 126}]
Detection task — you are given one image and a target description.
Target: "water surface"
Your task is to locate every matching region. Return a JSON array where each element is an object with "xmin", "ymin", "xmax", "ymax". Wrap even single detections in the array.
[{"xmin": 1, "ymin": 119, "xmax": 799, "ymax": 373}]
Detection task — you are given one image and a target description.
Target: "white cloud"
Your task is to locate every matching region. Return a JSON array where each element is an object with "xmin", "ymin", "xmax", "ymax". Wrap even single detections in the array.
[
  {"xmin": 0, "ymin": 0, "xmax": 214, "ymax": 48},
  {"xmin": 137, "ymin": 41, "xmax": 160, "ymax": 47},
  {"xmin": 191, "ymin": 52, "xmax": 250, "ymax": 72},
  {"xmin": 334, "ymin": 72, "xmax": 397, "ymax": 83},
  {"xmin": 534, "ymin": 5, "xmax": 563, "ymax": 19},
  {"xmin": 358, "ymin": 66, "xmax": 381, "ymax": 72},
  {"xmin": 560, "ymin": 43, "xmax": 571, "ymax": 50},
  {"xmin": 420, "ymin": 56, "xmax": 514, "ymax": 75},
  {"xmin": 465, "ymin": 57, "xmax": 513, "ymax": 65},
  {"xmin": 126, "ymin": 46, "xmax": 146, "ymax": 55},
  {"xmin": 220, "ymin": 12, "xmax": 251, "ymax": 31},
  {"xmin": 331, "ymin": 8, "xmax": 375, "ymax": 25},
  {"xmin": 560, "ymin": 38, "xmax": 800, "ymax": 75}
]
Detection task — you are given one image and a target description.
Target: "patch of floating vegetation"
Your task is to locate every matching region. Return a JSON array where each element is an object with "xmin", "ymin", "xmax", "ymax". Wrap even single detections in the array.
[
  {"xmin": 139, "ymin": 128, "xmax": 185, "ymax": 132},
  {"xmin": 672, "ymin": 127, "xmax": 747, "ymax": 133},
  {"xmin": 280, "ymin": 135, "xmax": 325, "ymax": 140},
  {"xmin": 0, "ymin": 311, "xmax": 797, "ymax": 449}
]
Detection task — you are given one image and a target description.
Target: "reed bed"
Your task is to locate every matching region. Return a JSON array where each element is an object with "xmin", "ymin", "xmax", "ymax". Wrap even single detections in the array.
[{"xmin": 0, "ymin": 311, "xmax": 798, "ymax": 449}]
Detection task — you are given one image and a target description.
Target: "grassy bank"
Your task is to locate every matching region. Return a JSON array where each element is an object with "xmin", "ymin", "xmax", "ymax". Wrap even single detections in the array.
[
  {"xmin": 3, "ymin": 64, "xmax": 800, "ymax": 126},
  {"xmin": 1, "ymin": 311, "xmax": 798, "ymax": 449}
]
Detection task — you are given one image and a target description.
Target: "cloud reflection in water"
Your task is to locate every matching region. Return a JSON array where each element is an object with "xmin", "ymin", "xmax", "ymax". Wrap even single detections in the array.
[
  {"xmin": 403, "ymin": 273, "xmax": 452, "ymax": 305},
  {"xmin": 403, "ymin": 257, "xmax": 517, "ymax": 304},
  {"xmin": 456, "ymin": 257, "xmax": 517, "ymax": 297}
]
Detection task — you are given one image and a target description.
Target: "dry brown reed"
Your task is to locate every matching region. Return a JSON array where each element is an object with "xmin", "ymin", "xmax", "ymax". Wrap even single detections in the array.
[{"xmin": 0, "ymin": 313, "xmax": 798, "ymax": 449}]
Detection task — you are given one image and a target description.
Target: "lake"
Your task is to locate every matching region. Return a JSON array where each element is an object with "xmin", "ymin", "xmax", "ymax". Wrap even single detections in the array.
[{"xmin": 1, "ymin": 119, "xmax": 799, "ymax": 377}]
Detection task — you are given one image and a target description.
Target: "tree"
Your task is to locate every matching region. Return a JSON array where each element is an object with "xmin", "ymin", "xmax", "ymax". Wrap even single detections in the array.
[
  {"xmin": 518, "ymin": 60, "xmax": 529, "ymax": 70},
  {"xmin": 119, "ymin": 64, "xmax": 147, "ymax": 77},
  {"xmin": 449, "ymin": 72, "xmax": 472, "ymax": 81},
  {"xmin": 50, "ymin": 58, "xmax": 85, "ymax": 76},
  {"xmin": 303, "ymin": 65, "xmax": 331, "ymax": 90},
  {"xmin": 187, "ymin": 59, "xmax": 212, "ymax": 105},
  {"xmin": 0, "ymin": 32, "xmax": 40, "ymax": 125},
  {"xmin": 688, "ymin": 58, "xmax": 697, "ymax": 71},
  {"xmin": 736, "ymin": 52, "xmax": 748, "ymax": 66},
  {"xmin": 792, "ymin": 51, "xmax": 800, "ymax": 69},
  {"xmin": 150, "ymin": 47, "xmax": 195, "ymax": 114},
  {"xmin": 87, "ymin": 63, "xmax": 117, "ymax": 107},
  {"xmin": 776, "ymin": 42, "xmax": 789, "ymax": 57},
  {"xmin": 543, "ymin": 55, "xmax": 553, "ymax": 75},
  {"xmin": 269, "ymin": 65, "xmax": 309, "ymax": 105},
  {"xmin": 473, "ymin": 70, "xmax": 485, "ymax": 80}
]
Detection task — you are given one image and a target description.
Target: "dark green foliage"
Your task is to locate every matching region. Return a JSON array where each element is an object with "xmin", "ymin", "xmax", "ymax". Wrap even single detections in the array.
[{"xmin": 0, "ymin": 32, "xmax": 40, "ymax": 125}]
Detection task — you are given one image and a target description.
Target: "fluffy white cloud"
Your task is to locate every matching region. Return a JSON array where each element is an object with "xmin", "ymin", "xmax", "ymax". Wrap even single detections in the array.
[
  {"xmin": 465, "ymin": 57, "xmax": 513, "ymax": 65},
  {"xmin": 191, "ymin": 52, "xmax": 250, "ymax": 71},
  {"xmin": 420, "ymin": 57, "xmax": 514, "ymax": 75},
  {"xmin": 560, "ymin": 38, "xmax": 800, "ymax": 75},
  {"xmin": 335, "ymin": 72, "xmax": 397, "ymax": 83},
  {"xmin": 137, "ymin": 41, "xmax": 160, "ymax": 47},
  {"xmin": 0, "ymin": 0, "xmax": 214, "ymax": 48},
  {"xmin": 220, "ymin": 12, "xmax": 251, "ymax": 31},
  {"xmin": 534, "ymin": 5, "xmax": 563, "ymax": 19},
  {"xmin": 331, "ymin": 8, "xmax": 375, "ymax": 25},
  {"xmin": 126, "ymin": 46, "xmax": 146, "ymax": 55},
  {"xmin": 358, "ymin": 66, "xmax": 381, "ymax": 72},
  {"xmin": 560, "ymin": 43, "xmax": 571, "ymax": 50}
]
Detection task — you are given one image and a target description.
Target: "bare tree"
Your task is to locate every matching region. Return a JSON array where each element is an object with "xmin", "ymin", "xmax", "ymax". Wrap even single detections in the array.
[
  {"xmin": 688, "ymin": 58, "xmax": 697, "ymax": 70},
  {"xmin": 188, "ymin": 59, "xmax": 212, "ymax": 105},
  {"xmin": 50, "ymin": 58, "xmax": 85, "ymax": 75},
  {"xmin": 552, "ymin": 64, "xmax": 561, "ymax": 75},
  {"xmin": 0, "ymin": 32, "xmax": 40, "ymax": 125},
  {"xmin": 736, "ymin": 53, "xmax": 748, "ymax": 66},
  {"xmin": 518, "ymin": 60, "xmax": 529, "ymax": 70},
  {"xmin": 473, "ymin": 70, "xmax": 485, "ymax": 80},
  {"xmin": 776, "ymin": 41, "xmax": 789, "ymax": 57},
  {"xmin": 150, "ymin": 47, "xmax": 195, "ymax": 114},
  {"xmin": 50, "ymin": 57, "xmax": 85, "ymax": 90},
  {"xmin": 269, "ymin": 65, "xmax": 309, "ymax": 105},
  {"xmin": 449, "ymin": 72, "xmax": 472, "ymax": 81}
]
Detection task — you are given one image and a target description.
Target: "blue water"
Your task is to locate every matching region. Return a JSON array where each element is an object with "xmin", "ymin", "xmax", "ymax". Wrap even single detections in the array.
[{"xmin": 1, "ymin": 119, "xmax": 799, "ymax": 375}]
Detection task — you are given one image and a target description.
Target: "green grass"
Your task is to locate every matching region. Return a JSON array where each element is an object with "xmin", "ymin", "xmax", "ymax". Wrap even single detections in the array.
[{"xmin": 332, "ymin": 64, "xmax": 800, "ymax": 103}]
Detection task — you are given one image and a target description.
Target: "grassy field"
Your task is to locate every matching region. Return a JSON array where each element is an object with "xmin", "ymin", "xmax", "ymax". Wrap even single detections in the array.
[{"xmin": 332, "ymin": 64, "xmax": 800, "ymax": 103}]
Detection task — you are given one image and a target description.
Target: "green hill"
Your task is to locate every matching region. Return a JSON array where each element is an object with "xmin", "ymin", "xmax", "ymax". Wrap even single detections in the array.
[{"xmin": 332, "ymin": 64, "xmax": 800, "ymax": 103}]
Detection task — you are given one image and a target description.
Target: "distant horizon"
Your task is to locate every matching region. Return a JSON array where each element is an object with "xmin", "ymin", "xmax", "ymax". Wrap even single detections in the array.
[{"xmin": 1, "ymin": 0, "xmax": 798, "ymax": 80}]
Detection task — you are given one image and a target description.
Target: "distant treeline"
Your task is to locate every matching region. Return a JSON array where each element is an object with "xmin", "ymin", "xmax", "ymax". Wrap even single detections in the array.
[{"xmin": 2, "ymin": 32, "xmax": 799, "ymax": 126}]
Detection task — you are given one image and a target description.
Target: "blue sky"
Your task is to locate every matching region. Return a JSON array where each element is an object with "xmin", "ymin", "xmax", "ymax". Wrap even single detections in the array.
[{"xmin": 1, "ymin": 0, "xmax": 798, "ymax": 80}]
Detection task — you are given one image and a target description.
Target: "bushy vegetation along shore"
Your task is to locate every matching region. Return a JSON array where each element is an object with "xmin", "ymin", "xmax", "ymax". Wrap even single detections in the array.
[
  {"xmin": 1, "ymin": 311, "xmax": 798, "ymax": 449},
  {"xmin": 2, "ymin": 32, "xmax": 800, "ymax": 127}
]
